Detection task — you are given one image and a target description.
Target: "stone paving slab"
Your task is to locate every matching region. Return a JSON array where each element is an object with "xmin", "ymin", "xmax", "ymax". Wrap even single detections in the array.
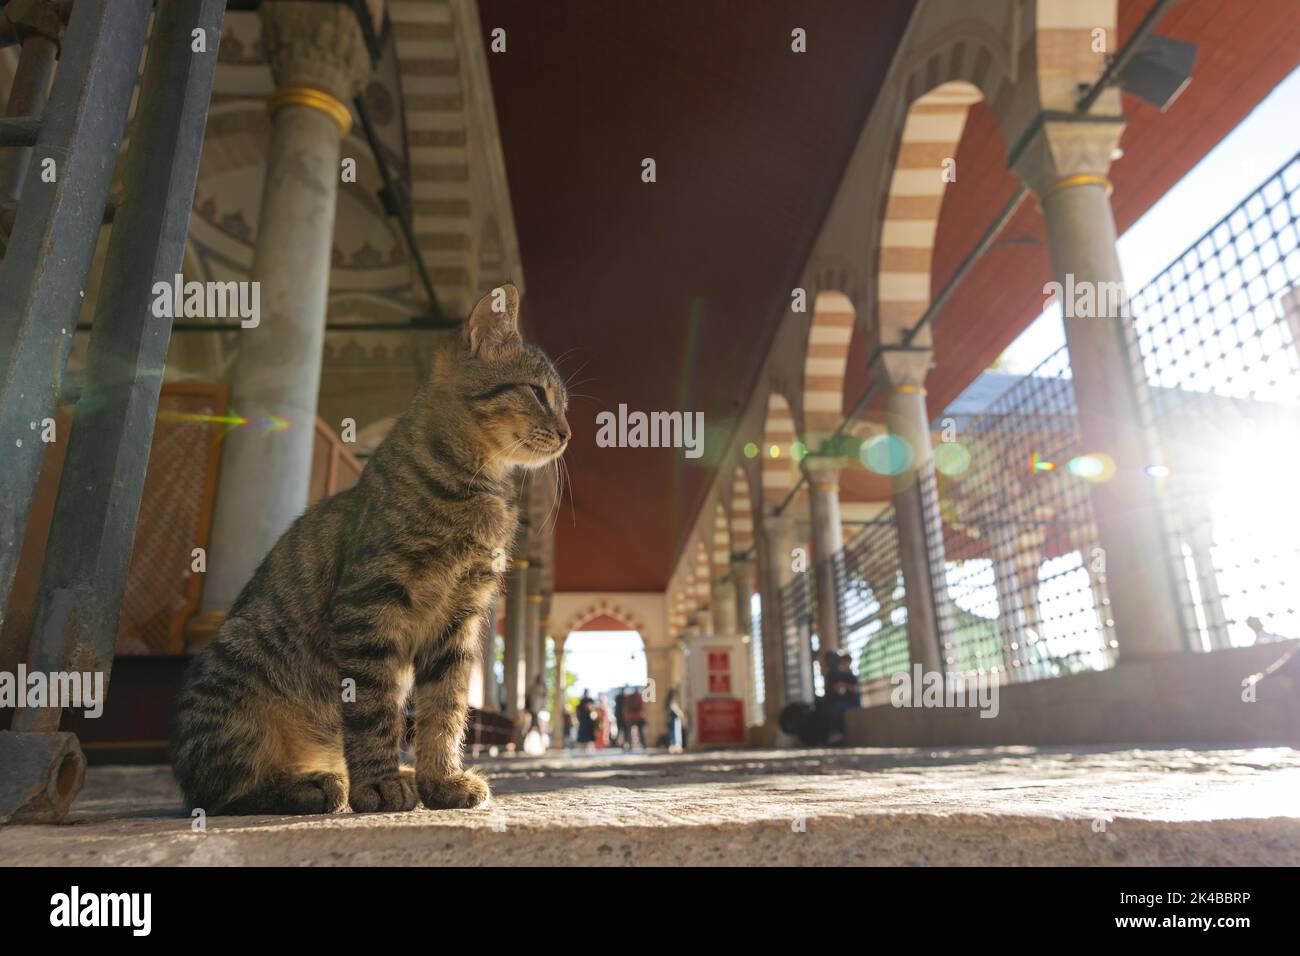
[{"xmin": 2, "ymin": 746, "xmax": 1299, "ymax": 865}]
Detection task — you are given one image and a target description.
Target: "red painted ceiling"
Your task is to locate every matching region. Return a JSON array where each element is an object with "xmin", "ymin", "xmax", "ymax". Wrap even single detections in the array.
[
  {"xmin": 478, "ymin": 0, "xmax": 916, "ymax": 592},
  {"xmin": 478, "ymin": 0, "xmax": 1299, "ymax": 593}
]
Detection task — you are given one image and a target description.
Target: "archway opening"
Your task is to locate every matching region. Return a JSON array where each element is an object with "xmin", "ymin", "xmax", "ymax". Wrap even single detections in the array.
[{"xmin": 560, "ymin": 626, "xmax": 650, "ymax": 751}]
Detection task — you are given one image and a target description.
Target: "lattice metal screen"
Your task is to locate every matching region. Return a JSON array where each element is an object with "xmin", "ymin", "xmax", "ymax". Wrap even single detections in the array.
[
  {"xmin": 117, "ymin": 387, "xmax": 226, "ymax": 654},
  {"xmin": 777, "ymin": 573, "xmax": 815, "ymax": 703},
  {"xmin": 835, "ymin": 508, "xmax": 910, "ymax": 680},
  {"xmin": 1128, "ymin": 153, "xmax": 1300, "ymax": 651},
  {"xmin": 924, "ymin": 352, "xmax": 1117, "ymax": 683}
]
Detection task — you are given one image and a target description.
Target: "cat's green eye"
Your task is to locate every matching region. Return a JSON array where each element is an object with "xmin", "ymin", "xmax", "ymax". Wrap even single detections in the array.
[{"xmin": 528, "ymin": 384, "xmax": 549, "ymax": 410}]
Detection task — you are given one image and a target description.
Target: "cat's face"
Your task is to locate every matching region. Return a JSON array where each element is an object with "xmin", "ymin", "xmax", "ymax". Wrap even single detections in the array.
[{"xmin": 457, "ymin": 285, "xmax": 570, "ymax": 470}]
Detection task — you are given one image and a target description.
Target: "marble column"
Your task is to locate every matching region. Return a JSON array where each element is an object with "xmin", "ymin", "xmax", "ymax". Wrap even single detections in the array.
[
  {"xmin": 478, "ymin": 592, "xmax": 500, "ymax": 712},
  {"xmin": 643, "ymin": 644, "xmax": 671, "ymax": 748},
  {"xmin": 1013, "ymin": 119, "xmax": 1185, "ymax": 659},
  {"xmin": 524, "ymin": 565, "xmax": 543, "ymax": 690},
  {"xmin": 679, "ymin": 622, "xmax": 699, "ymax": 725},
  {"xmin": 503, "ymin": 556, "xmax": 528, "ymax": 728},
  {"xmin": 870, "ymin": 347, "xmax": 945, "ymax": 676},
  {"xmin": 711, "ymin": 575, "xmax": 738, "ymax": 637},
  {"xmin": 759, "ymin": 513, "xmax": 797, "ymax": 723},
  {"xmin": 204, "ymin": 2, "xmax": 370, "ymax": 612},
  {"xmin": 731, "ymin": 559, "xmax": 757, "ymax": 638},
  {"xmin": 805, "ymin": 457, "xmax": 845, "ymax": 653},
  {"xmin": 551, "ymin": 632, "xmax": 566, "ymax": 748}
]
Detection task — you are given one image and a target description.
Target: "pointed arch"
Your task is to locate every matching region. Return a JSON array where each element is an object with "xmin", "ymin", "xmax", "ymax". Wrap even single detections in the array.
[
  {"xmin": 711, "ymin": 502, "xmax": 731, "ymax": 582},
  {"xmin": 670, "ymin": 589, "xmax": 688, "ymax": 636},
  {"xmin": 730, "ymin": 466, "xmax": 754, "ymax": 555},
  {"xmin": 761, "ymin": 392, "xmax": 799, "ymax": 513},
  {"xmin": 802, "ymin": 291, "xmax": 857, "ymax": 447},
  {"xmin": 876, "ymin": 79, "xmax": 984, "ymax": 339},
  {"xmin": 693, "ymin": 538, "xmax": 712, "ymax": 609},
  {"xmin": 559, "ymin": 599, "xmax": 645, "ymax": 641}
]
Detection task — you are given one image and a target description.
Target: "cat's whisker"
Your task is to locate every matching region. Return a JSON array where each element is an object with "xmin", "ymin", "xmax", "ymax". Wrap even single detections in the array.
[
  {"xmin": 543, "ymin": 459, "xmax": 563, "ymax": 537},
  {"xmin": 469, "ymin": 436, "xmax": 529, "ymax": 488},
  {"xmin": 550, "ymin": 346, "xmax": 584, "ymax": 369},
  {"xmin": 560, "ymin": 455, "xmax": 577, "ymax": 528}
]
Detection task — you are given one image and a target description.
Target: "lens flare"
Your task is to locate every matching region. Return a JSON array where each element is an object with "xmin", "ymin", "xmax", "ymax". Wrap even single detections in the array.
[
  {"xmin": 1067, "ymin": 452, "xmax": 1115, "ymax": 482},
  {"xmin": 934, "ymin": 442, "xmax": 972, "ymax": 477},
  {"xmin": 157, "ymin": 409, "xmax": 293, "ymax": 435},
  {"xmin": 743, "ymin": 442, "xmax": 759, "ymax": 459},
  {"xmin": 862, "ymin": 434, "xmax": 912, "ymax": 475},
  {"xmin": 1067, "ymin": 455, "xmax": 1104, "ymax": 479}
]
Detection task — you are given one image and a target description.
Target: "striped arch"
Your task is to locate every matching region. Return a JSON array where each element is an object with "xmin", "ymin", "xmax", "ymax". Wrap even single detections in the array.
[
  {"xmin": 670, "ymin": 590, "xmax": 688, "ymax": 636},
  {"xmin": 729, "ymin": 466, "xmax": 754, "ymax": 555},
  {"xmin": 693, "ymin": 539, "xmax": 712, "ymax": 609},
  {"xmin": 802, "ymin": 290, "xmax": 857, "ymax": 448},
  {"xmin": 711, "ymin": 503, "xmax": 731, "ymax": 582},
  {"xmin": 877, "ymin": 79, "xmax": 983, "ymax": 339},
  {"xmin": 560, "ymin": 600, "xmax": 644, "ymax": 640},
  {"xmin": 761, "ymin": 393, "xmax": 800, "ymax": 512}
]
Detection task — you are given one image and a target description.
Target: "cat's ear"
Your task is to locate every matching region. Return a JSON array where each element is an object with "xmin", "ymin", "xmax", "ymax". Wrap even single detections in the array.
[{"xmin": 464, "ymin": 284, "xmax": 521, "ymax": 358}]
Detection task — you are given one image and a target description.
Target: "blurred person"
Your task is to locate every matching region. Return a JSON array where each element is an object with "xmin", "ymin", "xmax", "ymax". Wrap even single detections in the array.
[
  {"xmin": 623, "ymin": 685, "xmax": 647, "ymax": 749},
  {"xmin": 665, "ymin": 687, "xmax": 687, "ymax": 754},
  {"xmin": 613, "ymin": 686, "xmax": 628, "ymax": 748},
  {"xmin": 576, "ymin": 689, "xmax": 596, "ymax": 751},
  {"xmin": 595, "ymin": 692, "xmax": 613, "ymax": 748}
]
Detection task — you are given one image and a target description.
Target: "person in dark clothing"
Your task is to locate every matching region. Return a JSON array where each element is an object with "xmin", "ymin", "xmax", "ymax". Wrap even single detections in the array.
[
  {"xmin": 779, "ymin": 649, "xmax": 862, "ymax": 746},
  {"xmin": 623, "ymin": 686, "xmax": 647, "ymax": 749},
  {"xmin": 820, "ymin": 649, "xmax": 861, "ymax": 742},
  {"xmin": 613, "ymin": 687, "xmax": 627, "ymax": 749},
  {"xmin": 576, "ymin": 689, "xmax": 597, "ymax": 750}
]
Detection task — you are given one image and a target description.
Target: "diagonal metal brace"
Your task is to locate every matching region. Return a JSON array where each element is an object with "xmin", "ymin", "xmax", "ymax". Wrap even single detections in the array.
[{"xmin": 0, "ymin": 0, "xmax": 152, "ymax": 637}]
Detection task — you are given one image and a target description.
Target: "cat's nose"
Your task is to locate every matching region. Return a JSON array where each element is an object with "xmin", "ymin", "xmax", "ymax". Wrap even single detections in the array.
[{"xmin": 555, "ymin": 426, "xmax": 570, "ymax": 442}]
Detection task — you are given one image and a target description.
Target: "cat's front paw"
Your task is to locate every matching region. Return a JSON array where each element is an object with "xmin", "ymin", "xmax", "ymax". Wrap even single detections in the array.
[
  {"xmin": 419, "ymin": 768, "xmax": 490, "ymax": 810},
  {"xmin": 349, "ymin": 772, "xmax": 418, "ymax": 813}
]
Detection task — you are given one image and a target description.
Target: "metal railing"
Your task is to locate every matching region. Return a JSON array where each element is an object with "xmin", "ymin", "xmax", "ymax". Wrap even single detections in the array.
[
  {"xmin": 835, "ymin": 510, "xmax": 911, "ymax": 680},
  {"xmin": 923, "ymin": 347, "xmax": 1118, "ymax": 683},
  {"xmin": 1127, "ymin": 153, "xmax": 1300, "ymax": 651},
  {"xmin": 777, "ymin": 573, "xmax": 816, "ymax": 703}
]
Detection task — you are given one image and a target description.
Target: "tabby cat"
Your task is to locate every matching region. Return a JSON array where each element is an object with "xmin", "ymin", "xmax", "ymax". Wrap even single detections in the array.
[{"xmin": 173, "ymin": 285, "xmax": 568, "ymax": 814}]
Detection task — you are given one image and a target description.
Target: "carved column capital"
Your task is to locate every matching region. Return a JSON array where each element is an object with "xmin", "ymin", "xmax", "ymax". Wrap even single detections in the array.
[
  {"xmin": 869, "ymin": 345, "xmax": 933, "ymax": 393},
  {"xmin": 802, "ymin": 455, "xmax": 849, "ymax": 487},
  {"xmin": 259, "ymin": 1, "xmax": 370, "ymax": 104},
  {"xmin": 1012, "ymin": 117, "xmax": 1126, "ymax": 199}
]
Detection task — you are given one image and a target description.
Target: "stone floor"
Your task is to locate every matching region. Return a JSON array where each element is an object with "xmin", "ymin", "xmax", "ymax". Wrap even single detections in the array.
[{"xmin": 3, "ymin": 745, "xmax": 1300, "ymax": 865}]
